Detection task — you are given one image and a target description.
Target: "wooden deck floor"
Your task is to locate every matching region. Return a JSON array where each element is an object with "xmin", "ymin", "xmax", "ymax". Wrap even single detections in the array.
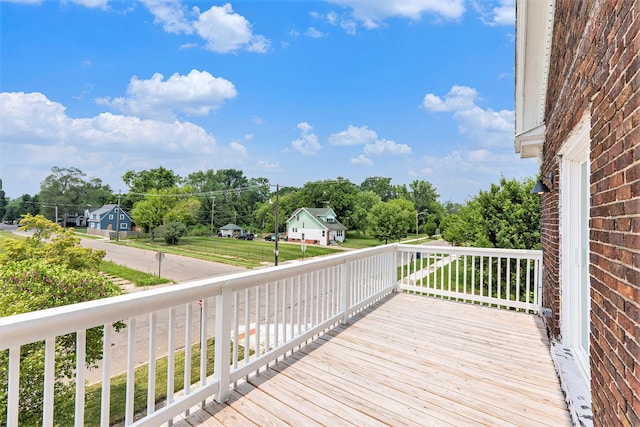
[{"xmin": 174, "ymin": 293, "xmax": 571, "ymax": 427}]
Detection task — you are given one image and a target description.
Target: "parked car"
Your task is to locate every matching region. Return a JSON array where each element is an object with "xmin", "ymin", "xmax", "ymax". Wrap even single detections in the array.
[
  {"xmin": 236, "ymin": 233, "xmax": 254, "ymax": 240},
  {"xmin": 264, "ymin": 234, "xmax": 276, "ymax": 242}
]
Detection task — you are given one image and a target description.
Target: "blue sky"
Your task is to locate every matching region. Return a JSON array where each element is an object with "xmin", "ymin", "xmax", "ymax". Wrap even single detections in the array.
[{"xmin": 0, "ymin": 0, "xmax": 537, "ymax": 202}]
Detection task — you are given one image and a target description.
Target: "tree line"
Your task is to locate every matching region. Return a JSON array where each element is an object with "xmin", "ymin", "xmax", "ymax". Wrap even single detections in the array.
[{"xmin": 0, "ymin": 167, "xmax": 541, "ymax": 249}]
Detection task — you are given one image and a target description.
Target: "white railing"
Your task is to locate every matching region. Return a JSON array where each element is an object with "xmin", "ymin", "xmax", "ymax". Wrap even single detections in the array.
[
  {"xmin": 0, "ymin": 245, "xmax": 396, "ymax": 426},
  {"xmin": 396, "ymin": 244, "xmax": 542, "ymax": 312},
  {"xmin": 0, "ymin": 243, "xmax": 542, "ymax": 426}
]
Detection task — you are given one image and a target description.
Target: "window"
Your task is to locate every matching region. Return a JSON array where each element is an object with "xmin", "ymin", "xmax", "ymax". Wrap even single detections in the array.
[
  {"xmin": 109, "ymin": 214, "xmax": 113, "ymax": 220},
  {"xmin": 322, "ymin": 230, "xmax": 325, "ymax": 237},
  {"xmin": 120, "ymin": 214, "xmax": 125, "ymax": 220},
  {"xmin": 120, "ymin": 223, "xmax": 128, "ymax": 230}
]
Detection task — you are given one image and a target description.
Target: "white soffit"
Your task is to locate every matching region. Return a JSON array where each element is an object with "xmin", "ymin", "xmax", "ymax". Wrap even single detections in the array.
[{"xmin": 515, "ymin": 0, "xmax": 555, "ymax": 159}]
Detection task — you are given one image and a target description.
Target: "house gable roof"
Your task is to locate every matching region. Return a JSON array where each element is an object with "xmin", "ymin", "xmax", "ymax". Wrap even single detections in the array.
[
  {"xmin": 220, "ymin": 223, "xmax": 242, "ymax": 231},
  {"xmin": 88, "ymin": 204, "xmax": 131, "ymax": 222},
  {"xmin": 287, "ymin": 207, "xmax": 347, "ymax": 231}
]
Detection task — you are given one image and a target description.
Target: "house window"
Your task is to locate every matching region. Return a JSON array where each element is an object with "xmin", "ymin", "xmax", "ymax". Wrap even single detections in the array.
[
  {"xmin": 120, "ymin": 223, "xmax": 128, "ymax": 230},
  {"xmin": 109, "ymin": 214, "xmax": 113, "ymax": 220},
  {"xmin": 120, "ymin": 214, "xmax": 125, "ymax": 220},
  {"xmin": 322, "ymin": 230, "xmax": 325, "ymax": 237}
]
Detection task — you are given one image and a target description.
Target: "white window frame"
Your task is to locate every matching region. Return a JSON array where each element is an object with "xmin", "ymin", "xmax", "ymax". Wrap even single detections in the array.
[{"xmin": 559, "ymin": 112, "xmax": 591, "ymax": 383}]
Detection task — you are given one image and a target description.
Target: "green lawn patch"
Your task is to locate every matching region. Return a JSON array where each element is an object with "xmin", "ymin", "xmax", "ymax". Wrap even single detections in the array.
[
  {"xmin": 120, "ymin": 236, "xmax": 342, "ymax": 268},
  {"xmin": 57, "ymin": 338, "xmax": 248, "ymax": 426},
  {"xmin": 100, "ymin": 260, "xmax": 172, "ymax": 287}
]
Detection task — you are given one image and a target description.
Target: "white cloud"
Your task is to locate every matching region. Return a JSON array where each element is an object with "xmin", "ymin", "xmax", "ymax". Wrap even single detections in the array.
[
  {"xmin": 350, "ymin": 154, "xmax": 373, "ymax": 166},
  {"xmin": 328, "ymin": 125, "xmax": 377, "ymax": 146},
  {"xmin": 138, "ymin": 0, "xmax": 193, "ymax": 34},
  {"xmin": 291, "ymin": 122, "xmax": 321, "ymax": 155},
  {"xmin": 193, "ymin": 3, "xmax": 270, "ymax": 53},
  {"xmin": 422, "ymin": 85, "xmax": 478, "ymax": 112},
  {"xmin": 476, "ymin": 0, "xmax": 515, "ymax": 26},
  {"xmin": 328, "ymin": 0, "xmax": 465, "ymax": 28},
  {"xmin": 363, "ymin": 139, "xmax": 412, "ymax": 155},
  {"xmin": 257, "ymin": 160, "xmax": 280, "ymax": 170},
  {"xmin": 0, "ymin": 91, "xmax": 216, "ymax": 154},
  {"xmin": 96, "ymin": 70, "xmax": 237, "ymax": 120},
  {"xmin": 65, "ymin": 0, "xmax": 109, "ymax": 8},
  {"xmin": 229, "ymin": 141, "xmax": 248, "ymax": 156},
  {"xmin": 252, "ymin": 116, "xmax": 264, "ymax": 125},
  {"xmin": 0, "ymin": 91, "xmax": 222, "ymax": 196},
  {"xmin": 454, "ymin": 106, "xmax": 514, "ymax": 145},
  {"xmin": 305, "ymin": 27, "xmax": 326, "ymax": 38},
  {"xmin": 423, "ymin": 84, "xmax": 514, "ymax": 147},
  {"xmin": 244, "ymin": 133, "xmax": 254, "ymax": 141}
]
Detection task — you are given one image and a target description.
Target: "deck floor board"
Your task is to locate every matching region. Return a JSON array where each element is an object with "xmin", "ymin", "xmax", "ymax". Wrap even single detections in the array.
[{"xmin": 174, "ymin": 293, "xmax": 571, "ymax": 427}]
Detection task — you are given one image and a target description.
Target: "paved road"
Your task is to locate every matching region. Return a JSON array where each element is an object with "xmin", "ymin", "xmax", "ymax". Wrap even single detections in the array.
[{"xmin": 80, "ymin": 238, "xmax": 246, "ymax": 283}]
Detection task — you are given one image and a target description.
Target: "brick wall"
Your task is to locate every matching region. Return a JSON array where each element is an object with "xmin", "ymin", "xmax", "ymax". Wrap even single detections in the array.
[{"xmin": 541, "ymin": 0, "xmax": 639, "ymax": 425}]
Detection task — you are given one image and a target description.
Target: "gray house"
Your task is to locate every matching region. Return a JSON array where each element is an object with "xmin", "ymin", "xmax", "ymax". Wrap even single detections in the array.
[{"xmin": 218, "ymin": 223, "xmax": 242, "ymax": 238}]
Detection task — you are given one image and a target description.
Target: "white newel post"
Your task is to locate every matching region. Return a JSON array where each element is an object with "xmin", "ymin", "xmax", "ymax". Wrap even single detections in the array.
[{"xmin": 214, "ymin": 286, "xmax": 232, "ymax": 403}]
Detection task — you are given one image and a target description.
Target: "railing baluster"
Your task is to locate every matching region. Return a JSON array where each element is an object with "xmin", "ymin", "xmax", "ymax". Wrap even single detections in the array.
[
  {"xmin": 125, "ymin": 317, "xmax": 136, "ymax": 426},
  {"xmin": 75, "ymin": 330, "xmax": 86, "ymax": 426},
  {"xmin": 264, "ymin": 283, "xmax": 270, "ymax": 357},
  {"xmin": 184, "ymin": 302, "xmax": 192, "ymax": 415},
  {"xmin": 200, "ymin": 299, "xmax": 208, "ymax": 407},
  {"xmin": 255, "ymin": 286, "xmax": 261, "ymax": 368},
  {"xmin": 100, "ymin": 324, "xmax": 112, "ymax": 427},
  {"xmin": 43, "ymin": 337, "xmax": 55, "ymax": 427},
  {"xmin": 8, "ymin": 346, "xmax": 20, "ymax": 427},
  {"xmin": 167, "ymin": 307, "xmax": 176, "ymax": 424},
  {"xmin": 526, "ymin": 258, "xmax": 531, "ymax": 305},
  {"xmin": 233, "ymin": 291, "xmax": 239, "ymax": 379},
  {"xmin": 244, "ymin": 288, "xmax": 250, "ymax": 367},
  {"xmin": 273, "ymin": 281, "xmax": 279, "ymax": 351},
  {"xmin": 148, "ymin": 312, "xmax": 157, "ymax": 415}
]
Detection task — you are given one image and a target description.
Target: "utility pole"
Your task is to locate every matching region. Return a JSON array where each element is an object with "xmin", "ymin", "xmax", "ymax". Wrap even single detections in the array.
[
  {"xmin": 116, "ymin": 191, "xmax": 121, "ymax": 242},
  {"xmin": 210, "ymin": 195, "xmax": 215, "ymax": 236},
  {"xmin": 274, "ymin": 184, "xmax": 279, "ymax": 266}
]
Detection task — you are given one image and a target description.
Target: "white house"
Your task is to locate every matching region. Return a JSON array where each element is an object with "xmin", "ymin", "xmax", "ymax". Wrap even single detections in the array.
[{"xmin": 286, "ymin": 207, "xmax": 346, "ymax": 246}]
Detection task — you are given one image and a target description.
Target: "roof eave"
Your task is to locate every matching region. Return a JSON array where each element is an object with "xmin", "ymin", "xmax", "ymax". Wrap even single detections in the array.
[{"xmin": 514, "ymin": 0, "xmax": 555, "ymax": 159}]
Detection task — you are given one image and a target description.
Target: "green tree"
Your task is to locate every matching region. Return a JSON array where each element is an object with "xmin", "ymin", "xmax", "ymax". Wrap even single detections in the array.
[
  {"xmin": 350, "ymin": 190, "xmax": 382, "ymax": 233},
  {"xmin": 130, "ymin": 188, "xmax": 201, "ymax": 241},
  {"xmin": 39, "ymin": 167, "xmax": 112, "ymax": 223},
  {"xmin": 297, "ymin": 178, "xmax": 359, "ymax": 226},
  {"xmin": 409, "ymin": 180, "xmax": 444, "ymax": 231},
  {"xmin": 442, "ymin": 177, "xmax": 540, "ymax": 249},
  {"xmin": 367, "ymin": 199, "xmax": 415, "ymax": 244},
  {"xmin": 0, "ymin": 216, "xmax": 121, "ymax": 425},
  {"xmin": 3, "ymin": 194, "xmax": 39, "ymax": 222},
  {"xmin": 360, "ymin": 177, "xmax": 395, "ymax": 201},
  {"xmin": 0, "ymin": 179, "xmax": 7, "ymax": 220},
  {"xmin": 121, "ymin": 166, "xmax": 182, "ymax": 210}
]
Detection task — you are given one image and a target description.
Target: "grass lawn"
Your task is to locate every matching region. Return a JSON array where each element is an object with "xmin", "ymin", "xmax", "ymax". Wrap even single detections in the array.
[
  {"xmin": 100, "ymin": 260, "xmax": 172, "ymax": 287},
  {"xmin": 56, "ymin": 338, "xmax": 249, "ymax": 426},
  {"xmin": 120, "ymin": 236, "xmax": 343, "ymax": 268}
]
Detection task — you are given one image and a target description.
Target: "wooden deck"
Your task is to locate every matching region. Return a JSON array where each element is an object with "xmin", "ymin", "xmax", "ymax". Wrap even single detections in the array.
[{"xmin": 174, "ymin": 293, "xmax": 571, "ymax": 426}]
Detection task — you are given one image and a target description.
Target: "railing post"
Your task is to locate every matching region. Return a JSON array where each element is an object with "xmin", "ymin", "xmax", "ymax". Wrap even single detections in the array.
[
  {"xmin": 340, "ymin": 260, "xmax": 350, "ymax": 324},
  {"xmin": 214, "ymin": 286, "xmax": 232, "ymax": 403}
]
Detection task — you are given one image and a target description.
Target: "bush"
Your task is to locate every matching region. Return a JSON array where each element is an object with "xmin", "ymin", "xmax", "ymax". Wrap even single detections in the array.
[
  {"xmin": 156, "ymin": 221, "xmax": 188, "ymax": 245},
  {"xmin": 189, "ymin": 223, "xmax": 211, "ymax": 236},
  {"xmin": 0, "ymin": 259, "xmax": 123, "ymax": 425}
]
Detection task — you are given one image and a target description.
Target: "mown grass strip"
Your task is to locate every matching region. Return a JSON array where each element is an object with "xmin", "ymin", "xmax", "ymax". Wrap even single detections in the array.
[{"xmin": 100, "ymin": 260, "xmax": 172, "ymax": 287}]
